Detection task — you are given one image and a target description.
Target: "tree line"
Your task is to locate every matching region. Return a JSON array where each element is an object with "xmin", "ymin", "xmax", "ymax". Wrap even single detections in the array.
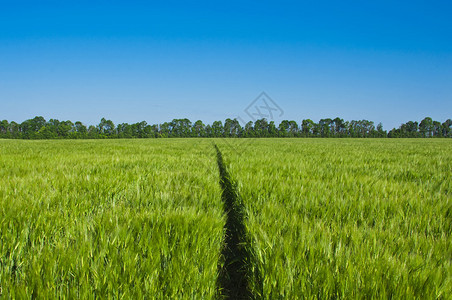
[{"xmin": 0, "ymin": 116, "xmax": 451, "ymax": 139}]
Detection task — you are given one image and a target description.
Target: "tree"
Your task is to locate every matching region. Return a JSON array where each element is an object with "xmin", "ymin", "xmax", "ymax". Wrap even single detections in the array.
[
  {"xmin": 288, "ymin": 120, "xmax": 299, "ymax": 137},
  {"xmin": 268, "ymin": 121, "xmax": 277, "ymax": 137},
  {"xmin": 244, "ymin": 121, "xmax": 254, "ymax": 137},
  {"xmin": 131, "ymin": 121, "xmax": 148, "ymax": 138},
  {"xmin": 362, "ymin": 120, "xmax": 375, "ymax": 137},
  {"xmin": 388, "ymin": 128, "xmax": 400, "ymax": 138},
  {"xmin": 433, "ymin": 121, "xmax": 442, "ymax": 137},
  {"xmin": 20, "ymin": 116, "xmax": 46, "ymax": 138},
  {"xmin": 1, "ymin": 116, "xmax": 450, "ymax": 139},
  {"xmin": 212, "ymin": 121, "xmax": 224, "ymax": 137},
  {"xmin": 399, "ymin": 121, "xmax": 419, "ymax": 137},
  {"xmin": 98, "ymin": 118, "xmax": 115, "ymax": 137},
  {"xmin": 150, "ymin": 124, "xmax": 159, "ymax": 138},
  {"xmin": 442, "ymin": 119, "xmax": 452, "ymax": 137},
  {"xmin": 159, "ymin": 122, "xmax": 171, "ymax": 137},
  {"xmin": 87, "ymin": 125, "xmax": 98, "ymax": 138},
  {"xmin": 0, "ymin": 120, "xmax": 9, "ymax": 137},
  {"xmin": 56, "ymin": 120, "xmax": 74, "ymax": 138},
  {"xmin": 192, "ymin": 120, "xmax": 206, "ymax": 137},
  {"xmin": 170, "ymin": 118, "xmax": 192, "ymax": 137},
  {"xmin": 377, "ymin": 122, "xmax": 386, "ymax": 137},
  {"xmin": 319, "ymin": 118, "xmax": 332, "ymax": 137},
  {"xmin": 143, "ymin": 124, "xmax": 153, "ymax": 137},
  {"xmin": 254, "ymin": 118, "xmax": 269, "ymax": 137},
  {"xmin": 333, "ymin": 117, "xmax": 345, "ymax": 136},
  {"xmin": 419, "ymin": 117, "xmax": 434, "ymax": 137},
  {"xmin": 301, "ymin": 119, "xmax": 315, "ymax": 137},
  {"xmin": 231, "ymin": 119, "xmax": 242, "ymax": 137},
  {"xmin": 38, "ymin": 125, "xmax": 57, "ymax": 139},
  {"xmin": 8, "ymin": 121, "xmax": 21, "ymax": 138},
  {"xmin": 75, "ymin": 121, "xmax": 88, "ymax": 138},
  {"xmin": 205, "ymin": 124, "xmax": 212, "ymax": 137},
  {"xmin": 312, "ymin": 122, "xmax": 321, "ymax": 137},
  {"xmin": 223, "ymin": 118, "xmax": 234, "ymax": 138},
  {"xmin": 278, "ymin": 120, "xmax": 290, "ymax": 137}
]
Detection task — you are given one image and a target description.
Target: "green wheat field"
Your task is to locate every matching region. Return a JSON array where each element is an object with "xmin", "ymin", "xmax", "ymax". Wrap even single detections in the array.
[{"xmin": 1, "ymin": 139, "xmax": 451, "ymax": 298}]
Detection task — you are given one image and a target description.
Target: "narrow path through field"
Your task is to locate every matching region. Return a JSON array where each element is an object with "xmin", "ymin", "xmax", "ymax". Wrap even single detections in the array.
[{"xmin": 214, "ymin": 144, "xmax": 259, "ymax": 299}]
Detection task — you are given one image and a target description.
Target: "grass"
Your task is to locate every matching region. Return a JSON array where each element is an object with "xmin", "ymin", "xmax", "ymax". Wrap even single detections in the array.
[
  {"xmin": 218, "ymin": 138, "xmax": 452, "ymax": 299},
  {"xmin": 0, "ymin": 139, "xmax": 224, "ymax": 298},
  {"xmin": 1, "ymin": 138, "xmax": 451, "ymax": 298}
]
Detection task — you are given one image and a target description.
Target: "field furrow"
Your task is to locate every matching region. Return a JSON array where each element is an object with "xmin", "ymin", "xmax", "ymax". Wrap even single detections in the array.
[{"xmin": 215, "ymin": 144, "xmax": 259, "ymax": 299}]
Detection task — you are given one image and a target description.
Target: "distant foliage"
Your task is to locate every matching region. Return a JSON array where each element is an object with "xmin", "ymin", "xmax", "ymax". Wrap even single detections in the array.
[{"xmin": 0, "ymin": 116, "xmax": 451, "ymax": 139}]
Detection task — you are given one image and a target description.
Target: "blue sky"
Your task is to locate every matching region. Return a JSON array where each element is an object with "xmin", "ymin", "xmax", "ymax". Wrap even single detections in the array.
[{"xmin": 1, "ymin": 0, "xmax": 451, "ymax": 130}]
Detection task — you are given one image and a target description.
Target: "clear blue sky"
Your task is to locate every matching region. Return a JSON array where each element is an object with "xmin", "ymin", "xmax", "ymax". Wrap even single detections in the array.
[{"xmin": 1, "ymin": 0, "xmax": 451, "ymax": 130}]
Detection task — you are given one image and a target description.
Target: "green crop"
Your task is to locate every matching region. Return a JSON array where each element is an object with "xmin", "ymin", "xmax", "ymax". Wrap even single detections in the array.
[
  {"xmin": 1, "ymin": 138, "xmax": 451, "ymax": 299},
  {"xmin": 218, "ymin": 138, "xmax": 452, "ymax": 299},
  {"xmin": 0, "ymin": 139, "xmax": 224, "ymax": 298}
]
